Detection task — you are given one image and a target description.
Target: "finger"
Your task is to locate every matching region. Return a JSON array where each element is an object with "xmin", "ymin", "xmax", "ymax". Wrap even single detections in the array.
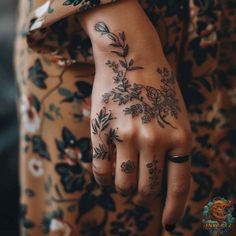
[
  {"xmin": 91, "ymin": 130, "xmax": 114, "ymax": 186},
  {"xmin": 162, "ymin": 150, "xmax": 191, "ymax": 232},
  {"xmin": 115, "ymin": 142, "xmax": 138, "ymax": 196},
  {"xmin": 135, "ymin": 148, "xmax": 164, "ymax": 206}
]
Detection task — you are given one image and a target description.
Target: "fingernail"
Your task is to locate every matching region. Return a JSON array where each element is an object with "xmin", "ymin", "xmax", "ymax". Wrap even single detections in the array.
[{"xmin": 165, "ymin": 224, "xmax": 176, "ymax": 232}]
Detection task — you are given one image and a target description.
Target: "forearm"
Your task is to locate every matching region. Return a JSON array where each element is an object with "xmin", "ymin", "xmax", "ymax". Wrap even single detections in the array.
[{"xmin": 79, "ymin": 0, "xmax": 168, "ymax": 69}]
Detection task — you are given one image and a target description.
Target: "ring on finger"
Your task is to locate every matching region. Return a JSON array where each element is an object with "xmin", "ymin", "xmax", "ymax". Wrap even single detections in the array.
[{"xmin": 167, "ymin": 154, "xmax": 191, "ymax": 163}]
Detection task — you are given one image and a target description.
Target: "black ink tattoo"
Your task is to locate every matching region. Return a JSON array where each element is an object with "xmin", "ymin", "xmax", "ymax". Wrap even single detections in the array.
[
  {"xmin": 146, "ymin": 160, "xmax": 161, "ymax": 190},
  {"xmin": 92, "ymin": 107, "xmax": 122, "ymax": 160},
  {"xmin": 95, "ymin": 21, "xmax": 180, "ymax": 128},
  {"xmin": 121, "ymin": 160, "xmax": 135, "ymax": 174},
  {"xmin": 93, "ymin": 143, "xmax": 108, "ymax": 160},
  {"xmin": 107, "ymin": 128, "xmax": 123, "ymax": 145},
  {"xmin": 93, "ymin": 166, "xmax": 110, "ymax": 186}
]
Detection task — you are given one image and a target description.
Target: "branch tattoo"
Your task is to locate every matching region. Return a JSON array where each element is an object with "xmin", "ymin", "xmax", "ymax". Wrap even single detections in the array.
[
  {"xmin": 95, "ymin": 22, "xmax": 180, "ymax": 128},
  {"xmin": 91, "ymin": 107, "xmax": 122, "ymax": 160}
]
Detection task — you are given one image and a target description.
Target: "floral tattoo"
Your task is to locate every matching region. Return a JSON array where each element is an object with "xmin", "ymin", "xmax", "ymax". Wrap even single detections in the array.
[
  {"xmin": 146, "ymin": 160, "xmax": 161, "ymax": 190},
  {"xmin": 91, "ymin": 107, "xmax": 122, "ymax": 160},
  {"xmin": 95, "ymin": 22, "xmax": 180, "ymax": 128},
  {"xmin": 121, "ymin": 160, "xmax": 135, "ymax": 174}
]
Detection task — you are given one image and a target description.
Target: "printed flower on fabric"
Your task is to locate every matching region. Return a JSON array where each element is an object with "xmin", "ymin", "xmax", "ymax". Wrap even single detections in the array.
[
  {"xmin": 55, "ymin": 162, "xmax": 85, "ymax": 193},
  {"xmin": 188, "ymin": 21, "xmax": 217, "ymax": 66},
  {"xmin": 76, "ymin": 188, "xmax": 116, "ymax": 225},
  {"xmin": 49, "ymin": 219, "xmax": 72, "ymax": 236},
  {"xmin": 55, "ymin": 126, "xmax": 92, "ymax": 164},
  {"xmin": 28, "ymin": 157, "xmax": 44, "ymax": 177},
  {"xmin": 81, "ymin": 98, "xmax": 91, "ymax": 119},
  {"xmin": 199, "ymin": 23, "xmax": 217, "ymax": 48},
  {"xmin": 20, "ymin": 204, "xmax": 35, "ymax": 229},
  {"xmin": 20, "ymin": 94, "xmax": 41, "ymax": 133},
  {"xmin": 30, "ymin": 135, "xmax": 51, "ymax": 161},
  {"xmin": 42, "ymin": 209, "xmax": 64, "ymax": 234},
  {"xmin": 28, "ymin": 58, "xmax": 48, "ymax": 89},
  {"xmin": 59, "ymin": 81, "xmax": 92, "ymax": 120},
  {"xmin": 74, "ymin": 81, "xmax": 92, "ymax": 120},
  {"xmin": 80, "ymin": 220, "xmax": 100, "ymax": 235},
  {"xmin": 110, "ymin": 205, "xmax": 153, "ymax": 235}
]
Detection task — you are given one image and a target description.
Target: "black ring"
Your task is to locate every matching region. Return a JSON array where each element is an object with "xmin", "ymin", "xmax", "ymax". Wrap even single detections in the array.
[{"xmin": 167, "ymin": 154, "xmax": 191, "ymax": 163}]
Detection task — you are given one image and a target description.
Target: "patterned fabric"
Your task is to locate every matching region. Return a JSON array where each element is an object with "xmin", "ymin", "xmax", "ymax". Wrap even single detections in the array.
[{"xmin": 14, "ymin": 0, "xmax": 236, "ymax": 235}]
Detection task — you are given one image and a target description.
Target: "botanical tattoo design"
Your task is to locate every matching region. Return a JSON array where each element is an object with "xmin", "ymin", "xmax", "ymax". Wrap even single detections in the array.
[
  {"xmin": 121, "ymin": 160, "xmax": 135, "ymax": 174},
  {"xmin": 95, "ymin": 22, "xmax": 180, "ymax": 128},
  {"xmin": 146, "ymin": 160, "xmax": 161, "ymax": 190},
  {"xmin": 91, "ymin": 107, "xmax": 122, "ymax": 160}
]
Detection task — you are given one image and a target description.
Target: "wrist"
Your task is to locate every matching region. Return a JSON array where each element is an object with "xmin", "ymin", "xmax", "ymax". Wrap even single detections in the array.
[
  {"xmin": 90, "ymin": 21, "xmax": 169, "ymax": 75},
  {"xmin": 79, "ymin": 0, "xmax": 166, "ymax": 59},
  {"xmin": 79, "ymin": 0, "xmax": 139, "ymax": 36}
]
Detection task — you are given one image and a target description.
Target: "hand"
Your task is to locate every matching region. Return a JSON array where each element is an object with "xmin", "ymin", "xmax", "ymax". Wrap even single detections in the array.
[{"xmin": 79, "ymin": 0, "xmax": 192, "ymax": 231}]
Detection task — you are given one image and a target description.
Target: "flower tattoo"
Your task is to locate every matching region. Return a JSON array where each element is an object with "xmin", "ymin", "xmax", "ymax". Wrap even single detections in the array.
[
  {"xmin": 91, "ymin": 107, "xmax": 122, "ymax": 160},
  {"xmin": 121, "ymin": 160, "xmax": 135, "ymax": 174},
  {"xmin": 95, "ymin": 21, "xmax": 180, "ymax": 128}
]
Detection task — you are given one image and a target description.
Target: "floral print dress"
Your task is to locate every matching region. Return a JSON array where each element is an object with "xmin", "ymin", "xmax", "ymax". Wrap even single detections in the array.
[{"xmin": 14, "ymin": 0, "xmax": 236, "ymax": 235}]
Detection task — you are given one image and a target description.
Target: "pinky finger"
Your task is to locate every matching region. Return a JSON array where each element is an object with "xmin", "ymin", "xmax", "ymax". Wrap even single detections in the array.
[{"xmin": 162, "ymin": 153, "xmax": 191, "ymax": 232}]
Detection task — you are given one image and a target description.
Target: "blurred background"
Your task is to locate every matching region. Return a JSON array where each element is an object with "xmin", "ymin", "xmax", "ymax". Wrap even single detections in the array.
[
  {"xmin": 0, "ymin": 1, "xmax": 235, "ymax": 236},
  {"xmin": 0, "ymin": 0, "xmax": 19, "ymax": 235}
]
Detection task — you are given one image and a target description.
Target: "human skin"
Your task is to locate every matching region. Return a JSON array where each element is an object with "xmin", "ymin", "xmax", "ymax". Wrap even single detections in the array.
[{"xmin": 79, "ymin": 0, "xmax": 192, "ymax": 231}]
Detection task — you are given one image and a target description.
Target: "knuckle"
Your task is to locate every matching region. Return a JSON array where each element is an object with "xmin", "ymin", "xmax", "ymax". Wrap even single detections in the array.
[
  {"xmin": 172, "ymin": 128, "xmax": 192, "ymax": 148},
  {"xmin": 141, "ymin": 132, "xmax": 159, "ymax": 146},
  {"xmin": 119, "ymin": 128, "xmax": 135, "ymax": 140}
]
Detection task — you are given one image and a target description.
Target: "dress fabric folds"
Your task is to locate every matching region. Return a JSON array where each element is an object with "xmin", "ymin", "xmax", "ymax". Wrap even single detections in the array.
[{"xmin": 14, "ymin": 0, "xmax": 236, "ymax": 235}]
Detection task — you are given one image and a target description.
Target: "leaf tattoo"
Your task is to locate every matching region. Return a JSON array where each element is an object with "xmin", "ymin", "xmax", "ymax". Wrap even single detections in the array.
[
  {"xmin": 91, "ymin": 107, "xmax": 122, "ymax": 160},
  {"xmin": 91, "ymin": 107, "xmax": 114, "ymax": 135},
  {"xmin": 107, "ymin": 128, "xmax": 123, "ymax": 145},
  {"xmin": 93, "ymin": 143, "xmax": 108, "ymax": 160},
  {"xmin": 95, "ymin": 21, "xmax": 180, "ymax": 128}
]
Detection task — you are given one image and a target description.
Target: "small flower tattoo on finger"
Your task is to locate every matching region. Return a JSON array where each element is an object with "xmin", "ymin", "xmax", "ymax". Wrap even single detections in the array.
[{"xmin": 121, "ymin": 160, "xmax": 135, "ymax": 174}]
